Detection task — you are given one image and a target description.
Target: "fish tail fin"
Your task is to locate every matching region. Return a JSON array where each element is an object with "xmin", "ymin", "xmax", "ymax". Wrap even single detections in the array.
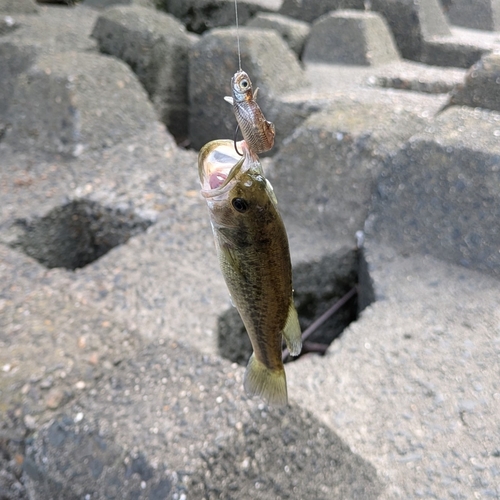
[
  {"xmin": 283, "ymin": 303, "xmax": 302, "ymax": 357},
  {"xmin": 244, "ymin": 354, "xmax": 288, "ymax": 406}
]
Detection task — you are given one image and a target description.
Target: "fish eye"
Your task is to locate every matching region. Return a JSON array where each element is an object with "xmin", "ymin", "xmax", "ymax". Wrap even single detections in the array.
[
  {"xmin": 232, "ymin": 198, "xmax": 249, "ymax": 213},
  {"xmin": 240, "ymin": 79, "xmax": 249, "ymax": 89}
]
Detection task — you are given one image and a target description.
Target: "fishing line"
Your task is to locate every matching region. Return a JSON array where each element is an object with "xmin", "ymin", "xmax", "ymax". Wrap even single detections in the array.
[
  {"xmin": 234, "ymin": 0, "xmax": 242, "ymax": 71},
  {"xmin": 233, "ymin": 0, "xmax": 243, "ymax": 155}
]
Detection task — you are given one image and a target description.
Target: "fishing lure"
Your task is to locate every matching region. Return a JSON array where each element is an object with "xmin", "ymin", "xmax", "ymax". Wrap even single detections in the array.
[
  {"xmin": 224, "ymin": 0, "xmax": 275, "ymax": 156},
  {"xmin": 224, "ymin": 71, "xmax": 275, "ymax": 155}
]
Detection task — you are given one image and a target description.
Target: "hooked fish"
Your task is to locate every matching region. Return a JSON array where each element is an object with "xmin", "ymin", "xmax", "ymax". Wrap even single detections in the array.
[
  {"xmin": 224, "ymin": 70, "xmax": 276, "ymax": 155},
  {"xmin": 198, "ymin": 139, "xmax": 301, "ymax": 406}
]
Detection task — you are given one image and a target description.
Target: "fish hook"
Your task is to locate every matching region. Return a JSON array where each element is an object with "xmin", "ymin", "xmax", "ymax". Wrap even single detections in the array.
[{"xmin": 233, "ymin": 124, "xmax": 243, "ymax": 156}]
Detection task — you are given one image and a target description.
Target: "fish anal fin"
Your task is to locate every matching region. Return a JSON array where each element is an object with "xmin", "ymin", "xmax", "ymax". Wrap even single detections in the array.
[
  {"xmin": 244, "ymin": 354, "xmax": 288, "ymax": 406},
  {"xmin": 283, "ymin": 303, "xmax": 302, "ymax": 357}
]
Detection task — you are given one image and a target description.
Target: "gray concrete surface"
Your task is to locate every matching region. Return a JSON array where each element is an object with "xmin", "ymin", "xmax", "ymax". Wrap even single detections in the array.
[
  {"xmin": 303, "ymin": 10, "xmax": 400, "ymax": 65},
  {"xmin": 371, "ymin": 0, "xmax": 451, "ymax": 61},
  {"xmin": 444, "ymin": 0, "xmax": 500, "ymax": 32},
  {"xmin": 421, "ymin": 25, "xmax": 500, "ymax": 68},
  {"xmin": 246, "ymin": 12, "xmax": 310, "ymax": 56},
  {"xmin": 287, "ymin": 240, "xmax": 500, "ymax": 499},
  {"xmin": 92, "ymin": 5, "xmax": 195, "ymax": 141},
  {"xmin": 367, "ymin": 106, "xmax": 500, "ymax": 277},
  {"xmin": 0, "ymin": 0, "xmax": 38, "ymax": 14},
  {"xmin": 0, "ymin": 1, "xmax": 499, "ymax": 499},
  {"xmin": 279, "ymin": 0, "xmax": 365, "ymax": 22},
  {"xmin": 160, "ymin": 0, "xmax": 281, "ymax": 34},
  {"xmin": 267, "ymin": 99, "xmax": 427, "ymax": 244},
  {"xmin": 4, "ymin": 50, "xmax": 158, "ymax": 156},
  {"xmin": 83, "ymin": 0, "xmax": 156, "ymax": 9},
  {"xmin": 445, "ymin": 51, "xmax": 500, "ymax": 112}
]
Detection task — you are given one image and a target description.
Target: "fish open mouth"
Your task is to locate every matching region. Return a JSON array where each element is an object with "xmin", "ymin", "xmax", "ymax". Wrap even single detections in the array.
[{"xmin": 198, "ymin": 140, "xmax": 247, "ymax": 197}]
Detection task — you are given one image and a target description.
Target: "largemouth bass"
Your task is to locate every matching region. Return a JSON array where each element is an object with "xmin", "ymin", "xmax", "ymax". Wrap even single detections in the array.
[
  {"xmin": 224, "ymin": 70, "xmax": 276, "ymax": 155},
  {"xmin": 198, "ymin": 139, "xmax": 301, "ymax": 406}
]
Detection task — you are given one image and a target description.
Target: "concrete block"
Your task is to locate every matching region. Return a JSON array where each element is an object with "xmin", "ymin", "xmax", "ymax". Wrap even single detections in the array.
[
  {"xmin": 287, "ymin": 240, "xmax": 500, "ymax": 498},
  {"xmin": 189, "ymin": 26, "xmax": 307, "ymax": 151},
  {"xmin": 4, "ymin": 51, "xmax": 158, "ymax": 156},
  {"xmin": 267, "ymin": 100, "xmax": 426, "ymax": 248},
  {"xmin": 303, "ymin": 10, "xmax": 400, "ymax": 65},
  {"xmin": 446, "ymin": 51, "xmax": 500, "ymax": 112},
  {"xmin": 0, "ymin": 5, "xmax": 99, "ymax": 118},
  {"xmin": 82, "ymin": 0, "xmax": 155, "ymax": 9},
  {"xmin": 0, "ymin": 243, "xmax": 144, "ymax": 425},
  {"xmin": 444, "ymin": 0, "xmax": 500, "ymax": 31},
  {"xmin": 0, "ymin": 0, "xmax": 38, "ymax": 13},
  {"xmin": 0, "ymin": 41, "xmax": 38, "ymax": 118},
  {"xmin": 371, "ymin": 0, "xmax": 451, "ymax": 61},
  {"xmin": 92, "ymin": 5, "xmax": 194, "ymax": 141},
  {"xmin": 420, "ymin": 37, "xmax": 490, "ymax": 68},
  {"xmin": 279, "ymin": 0, "xmax": 364, "ymax": 23},
  {"xmin": 162, "ymin": 0, "xmax": 281, "ymax": 34},
  {"xmin": 0, "ymin": 5, "xmax": 98, "ymax": 55},
  {"xmin": 369, "ymin": 60, "xmax": 466, "ymax": 94},
  {"xmin": 367, "ymin": 106, "xmax": 500, "ymax": 277},
  {"xmin": 22, "ymin": 339, "xmax": 383, "ymax": 499},
  {"xmin": 246, "ymin": 12, "xmax": 310, "ymax": 56}
]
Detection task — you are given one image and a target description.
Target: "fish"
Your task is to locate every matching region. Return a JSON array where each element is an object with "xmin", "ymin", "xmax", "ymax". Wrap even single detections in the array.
[
  {"xmin": 224, "ymin": 70, "xmax": 276, "ymax": 155},
  {"xmin": 198, "ymin": 139, "xmax": 301, "ymax": 406}
]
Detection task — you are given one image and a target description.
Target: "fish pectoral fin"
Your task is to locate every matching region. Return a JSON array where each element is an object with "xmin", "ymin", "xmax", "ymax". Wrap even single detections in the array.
[
  {"xmin": 244, "ymin": 354, "xmax": 288, "ymax": 406},
  {"xmin": 220, "ymin": 243, "xmax": 248, "ymax": 281},
  {"xmin": 283, "ymin": 303, "xmax": 302, "ymax": 357},
  {"xmin": 224, "ymin": 96, "xmax": 234, "ymax": 105},
  {"xmin": 253, "ymin": 87, "xmax": 259, "ymax": 100}
]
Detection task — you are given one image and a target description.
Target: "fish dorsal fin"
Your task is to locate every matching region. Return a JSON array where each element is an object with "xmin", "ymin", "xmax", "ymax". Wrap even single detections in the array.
[
  {"xmin": 265, "ymin": 179, "xmax": 278, "ymax": 206},
  {"xmin": 282, "ymin": 303, "xmax": 302, "ymax": 357}
]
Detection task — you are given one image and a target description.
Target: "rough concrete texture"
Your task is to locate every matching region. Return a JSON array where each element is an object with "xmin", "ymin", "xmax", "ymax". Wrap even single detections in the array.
[
  {"xmin": 371, "ymin": 0, "xmax": 451, "ymax": 61},
  {"xmin": 1, "ymin": 2, "xmax": 500, "ymax": 499},
  {"xmin": 0, "ymin": 0, "xmax": 38, "ymax": 14},
  {"xmin": 0, "ymin": 5, "xmax": 99, "ymax": 117},
  {"xmin": 83, "ymin": 0, "xmax": 156, "ymax": 9},
  {"xmin": 246, "ymin": 12, "xmax": 310, "ymax": 56},
  {"xmin": 368, "ymin": 60, "xmax": 466, "ymax": 93},
  {"xmin": 279, "ymin": 0, "xmax": 365, "ymax": 23},
  {"xmin": 267, "ymin": 99, "xmax": 427, "ymax": 246},
  {"xmin": 303, "ymin": 10, "xmax": 400, "ymax": 65},
  {"xmin": 4, "ymin": 51, "xmax": 158, "ymax": 156},
  {"xmin": 421, "ymin": 25, "xmax": 500, "ymax": 68},
  {"xmin": 189, "ymin": 26, "xmax": 307, "ymax": 150},
  {"xmin": 287, "ymin": 240, "xmax": 500, "ymax": 499},
  {"xmin": 0, "ymin": 15, "xmax": 19, "ymax": 36},
  {"xmin": 0, "ymin": 244, "xmax": 144, "ymax": 421},
  {"xmin": 445, "ymin": 51, "xmax": 500, "ymax": 112},
  {"xmin": 92, "ymin": 5, "xmax": 195, "ymax": 141},
  {"xmin": 161, "ymin": 0, "xmax": 281, "ymax": 34},
  {"xmin": 444, "ymin": 0, "xmax": 500, "ymax": 31},
  {"xmin": 367, "ymin": 106, "xmax": 500, "ymax": 277},
  {"xmin": 366, "ymin": 0, "xmax": 500, "ymax": 68},
  {"xmin": 23, "ymin": 340, "xmax": 382, "ymax": 499}
]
